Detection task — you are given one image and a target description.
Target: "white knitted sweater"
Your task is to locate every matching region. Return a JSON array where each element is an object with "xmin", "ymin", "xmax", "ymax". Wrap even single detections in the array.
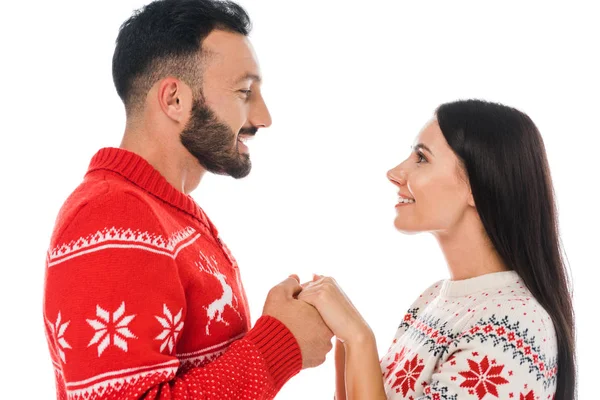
[{"xmin": 380, "ymin": 271, "xmax": 557, "ymax": 400}]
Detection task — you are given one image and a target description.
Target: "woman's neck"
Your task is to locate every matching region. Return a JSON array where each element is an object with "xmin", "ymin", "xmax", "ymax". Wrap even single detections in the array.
[{"xmin": 433, "ymin": 210, "xmax": 509, "ymax": 281}]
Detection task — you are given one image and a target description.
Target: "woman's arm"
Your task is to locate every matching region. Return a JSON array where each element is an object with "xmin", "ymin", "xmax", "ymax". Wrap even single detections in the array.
[
  {"xmin": 335, "ymin": 339, "xmax": 347, "ymax": 400},
  {"xmin": 298, "ymin": 276, "xmax": 386, "ymax": 400},
  {"xmin": 344, "ymin": 334, "xmax": 387, "ymax": 400}
]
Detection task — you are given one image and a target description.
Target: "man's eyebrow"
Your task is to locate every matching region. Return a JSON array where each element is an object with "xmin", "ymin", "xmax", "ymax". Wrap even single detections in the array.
[
  {"xmin": 234, "ymin": 73, "xmax": 262, "ymax": 84},
  {"xmin": 413, "ymin": 143, "xmax": 434, "ymax": 156}
]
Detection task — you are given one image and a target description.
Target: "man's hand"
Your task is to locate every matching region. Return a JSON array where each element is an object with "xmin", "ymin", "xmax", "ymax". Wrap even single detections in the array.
[{"xmin": 262, "ymin": 275, "xmax": 334, "ymax": 369}]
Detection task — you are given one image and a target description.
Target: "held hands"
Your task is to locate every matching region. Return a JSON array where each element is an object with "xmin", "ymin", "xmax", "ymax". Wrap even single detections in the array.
[
  {"xmin": 297, "ymin": 275, "xmax": 374, "ymax": 346},
  {"xmin": 262, "ymin": 275, "xmax": 334, "ymax": 369},
  {"xmin": 261, "ymin": 274, "xmax": 373, "ymax": 369}
]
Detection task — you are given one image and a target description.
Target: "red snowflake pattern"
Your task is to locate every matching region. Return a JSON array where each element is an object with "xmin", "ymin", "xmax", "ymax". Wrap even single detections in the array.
[
  {"xmin": 459, "ymin": 355, "xmax": 509, "ymax": 399},
  {"xmin": 391, "ymin": 354, "xmax": 425, "ymax": 396},
  {"xmin": 520, "ymin": 390, "xmax": 534, "ymax": 400},
  {"xmin": 385, "ymin": 347, "xmax": 408, "ymax": 379}
]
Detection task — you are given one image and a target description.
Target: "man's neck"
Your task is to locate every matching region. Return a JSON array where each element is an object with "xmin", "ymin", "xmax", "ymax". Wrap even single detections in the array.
[{"xmin": 120, "ymin": 130, "xmax": 205, "ymax": 194}]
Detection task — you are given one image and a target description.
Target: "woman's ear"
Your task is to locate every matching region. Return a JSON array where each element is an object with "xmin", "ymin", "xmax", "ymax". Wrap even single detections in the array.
[{"xmin": 467, "ymin": 190, "xmax": 475, "ymax": 208}]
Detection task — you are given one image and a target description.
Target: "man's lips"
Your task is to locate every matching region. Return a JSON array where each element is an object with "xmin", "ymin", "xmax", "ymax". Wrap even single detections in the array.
[
  {"xmin": 237, "ymin": 134, "xmax": 254, "ymax": 144},
  {"xmin": 237, "ymin": 133, "xmax": 254, "ymax": 153}
]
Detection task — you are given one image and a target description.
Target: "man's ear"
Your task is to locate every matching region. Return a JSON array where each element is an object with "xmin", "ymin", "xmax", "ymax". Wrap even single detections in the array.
[{"xmin": 157, "ymin": 77, "xmax": 186, "ymax": 122}]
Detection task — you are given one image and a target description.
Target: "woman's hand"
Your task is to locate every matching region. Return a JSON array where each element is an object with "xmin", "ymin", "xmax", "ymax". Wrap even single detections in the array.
[
  {"xmin": 297, "ymin": 275, "xmax": 373, "ymax": 345},
  {"xmin": 300, "ymin": 276, "xmax": 387, "ymax": 400}
]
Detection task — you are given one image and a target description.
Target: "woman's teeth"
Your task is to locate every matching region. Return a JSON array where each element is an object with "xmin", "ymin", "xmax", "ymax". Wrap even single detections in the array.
[{"xmin": 398, "ymin": 197, "xmax": 415, "ymax": 204}]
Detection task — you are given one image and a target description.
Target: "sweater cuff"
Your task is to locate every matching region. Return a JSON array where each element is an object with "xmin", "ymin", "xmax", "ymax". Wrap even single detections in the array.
[{"xmin": 245, "ymin": 315, "xmax": 302, "ymax": 390}]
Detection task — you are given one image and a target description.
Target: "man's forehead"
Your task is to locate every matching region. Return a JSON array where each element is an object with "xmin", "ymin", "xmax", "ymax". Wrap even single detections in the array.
[
  {"xmin": 202, "ymin": 30, "xmax": 261, "ymax": 82},
  {"xmin": 202, "ymin": 29, "xmax": 254, "ymax": 58},
  {"xmin": 233, "ymin": 72, "xmax": 262, "ymax": 84}
]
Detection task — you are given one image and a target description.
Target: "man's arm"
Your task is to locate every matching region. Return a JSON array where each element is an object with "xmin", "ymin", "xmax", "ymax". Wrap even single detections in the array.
[{"xmin": 44, "ymin": 194, "xmax": 332, "ymax": 399}]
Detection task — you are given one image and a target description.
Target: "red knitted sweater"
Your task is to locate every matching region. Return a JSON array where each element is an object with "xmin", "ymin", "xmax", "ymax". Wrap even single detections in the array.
[{"xmin": 43, "ymin": 147, "xmax": 302, "ymax": 399}]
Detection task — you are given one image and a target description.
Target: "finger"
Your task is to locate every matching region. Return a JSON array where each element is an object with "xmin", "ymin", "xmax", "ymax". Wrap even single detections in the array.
[
  {"xmin": 301, "ymin": 278, "xmax": 326, "ymax": 289},
  {"xmin": 300, "ymin": 281, "xmax": 314, "ymax": 289},
  {"xmin": 277, "ymin": 275, "xmax": 303, "ymax": 298},
  {"xmin": 297, "ymin": 290, "xmax": 318, "ymax": 307},
  {"xmin": 297, "ymin": 285, "xmax": 328, "ymax": 307},
  {"xmin": 297, "ymin": 282, "xmax": 324, "ymax": 297},
  {"xmin": 297, "ymin": 285, "xmax": 321, "ymax": 299}
]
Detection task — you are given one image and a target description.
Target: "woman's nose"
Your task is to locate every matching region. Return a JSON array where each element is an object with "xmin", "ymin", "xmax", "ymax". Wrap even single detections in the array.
[{"xmin": 387, "ymin": 166, "xmax": 407, "ymax": 186}]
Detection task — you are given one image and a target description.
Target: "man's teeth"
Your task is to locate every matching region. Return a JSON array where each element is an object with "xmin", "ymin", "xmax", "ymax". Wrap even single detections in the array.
[{"xmin": 398, "ymin": 197, "xmax": 415, "ymax": 204}]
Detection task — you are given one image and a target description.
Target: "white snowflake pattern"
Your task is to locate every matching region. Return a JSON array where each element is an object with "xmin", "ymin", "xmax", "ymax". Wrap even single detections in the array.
[
  {"xmin": 46, "ymin": 312, "xmax": 72, "ymax": 363},
  {"xmin": 155, "ymin": 304, "xmax": 184, "ymax": 353},
  {"xmin": 86, "ymin": 302, "xmax": 136, "ymax": 357}
]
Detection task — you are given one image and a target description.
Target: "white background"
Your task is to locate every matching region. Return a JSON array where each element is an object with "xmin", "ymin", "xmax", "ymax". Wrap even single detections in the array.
[{"xmin": 0, "ymin": 1, "xmax": 597, "ymax": 398}]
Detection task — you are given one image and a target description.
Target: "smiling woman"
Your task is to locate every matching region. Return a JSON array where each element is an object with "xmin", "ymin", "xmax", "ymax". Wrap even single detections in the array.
[
  {"xmin": 388, "ymin": 120, "xmax": 476, "ymax": 235},
  {"xmin": 299, "ymin": 100, "xmax": 576, "ymax": 400}
]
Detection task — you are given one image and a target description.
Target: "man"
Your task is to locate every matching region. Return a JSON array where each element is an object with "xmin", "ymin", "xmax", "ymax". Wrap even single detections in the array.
[{"xmin": 43, "ymin": 1, "xmax": 333, "ymax": 398}]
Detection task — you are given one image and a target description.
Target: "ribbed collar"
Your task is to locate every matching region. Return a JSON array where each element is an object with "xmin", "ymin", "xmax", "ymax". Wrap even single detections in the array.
[
  {"xmin": 439, "ymin": 270, "xmax": 521, "ymax": 298},
  {"xmin": 87, "ymin": 147, "xmax": 214, "ymax": 232}
]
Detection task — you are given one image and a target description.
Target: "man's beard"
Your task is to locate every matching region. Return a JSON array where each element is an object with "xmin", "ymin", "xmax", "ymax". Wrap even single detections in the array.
[{"xmin": 180, "ymin": 99, "xmax": 255, "ymax": 179}]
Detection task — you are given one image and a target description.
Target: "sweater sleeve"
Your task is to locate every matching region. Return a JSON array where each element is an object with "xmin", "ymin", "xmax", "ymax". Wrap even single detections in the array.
[
  {"xmin": 43, "ymin": 190, "xmax": 302, "ymax": 400},
  {"xmin": 418, "ymin": 305, "xmax": 557, "ymax": 400}
]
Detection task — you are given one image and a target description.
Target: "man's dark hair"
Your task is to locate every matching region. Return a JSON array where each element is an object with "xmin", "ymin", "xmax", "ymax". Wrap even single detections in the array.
[{"xmin": 113, "ymin": 0, "xmax": 251, "ymax": 114}]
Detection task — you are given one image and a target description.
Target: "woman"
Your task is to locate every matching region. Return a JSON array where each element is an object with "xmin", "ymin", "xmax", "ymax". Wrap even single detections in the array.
[{"xmin": 299, "ymin": 100, "xmax": 576, "ymax": 399}]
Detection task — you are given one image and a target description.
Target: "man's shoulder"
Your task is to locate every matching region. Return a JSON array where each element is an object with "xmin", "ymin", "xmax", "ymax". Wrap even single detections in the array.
[
  {"xmin": 60, "ymin": 171, "xmax": 151, "ymax": 212},
  {"xmin": 52, "ymin": 172, "xmax": 166, "ymax": 243}
]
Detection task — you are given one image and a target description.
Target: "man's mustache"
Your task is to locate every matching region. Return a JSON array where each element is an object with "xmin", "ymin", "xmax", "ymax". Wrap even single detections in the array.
[{"xmin": 239, "ymin": 126, "xmax": 258, "ymax": 136}]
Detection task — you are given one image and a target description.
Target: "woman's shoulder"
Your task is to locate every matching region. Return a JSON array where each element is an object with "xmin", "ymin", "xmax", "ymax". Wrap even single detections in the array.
[
  {"xmin": 411, "ymin": 279, "xmax": 445, "ymax": 308},
  {"xmin": 461, "ymin": 284, "xmax": 558, "ymax": 357},
  {"xmin": 453, "ymin": 287, "xmax": 558, "ymax": 392},
  {"xmin": 398, "ymin": 279, "xmax": 445, "ymax": 327},
  {"xmin": 471, "ymin": 280, "xmax": 555, "ymax": 328}
]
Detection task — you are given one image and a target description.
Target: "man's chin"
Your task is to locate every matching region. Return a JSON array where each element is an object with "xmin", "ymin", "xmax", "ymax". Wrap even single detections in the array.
[
  {"xmin": 227, "ymin": 155, "xmax": 251, "ymax": 179},
  {"xmin": 187, "ymin": 151, "xmax": 250, "ymax": 179},
  {"xmin": 216, "ymin": 159, "xmax": 252, "ymax": 179},
  {"xmin": 227, "ymin": 164, "xmax": 252, "ymax": 179}
]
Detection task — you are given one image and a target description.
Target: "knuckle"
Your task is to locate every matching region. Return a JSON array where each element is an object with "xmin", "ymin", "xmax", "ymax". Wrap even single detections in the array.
[
  {"xmin": 323, "ymin": 279, "xmax": 337, "ymax": 290},
  {"xmin": 267, "ymin": 286, "xmax": 280, "ymax": 298}
]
